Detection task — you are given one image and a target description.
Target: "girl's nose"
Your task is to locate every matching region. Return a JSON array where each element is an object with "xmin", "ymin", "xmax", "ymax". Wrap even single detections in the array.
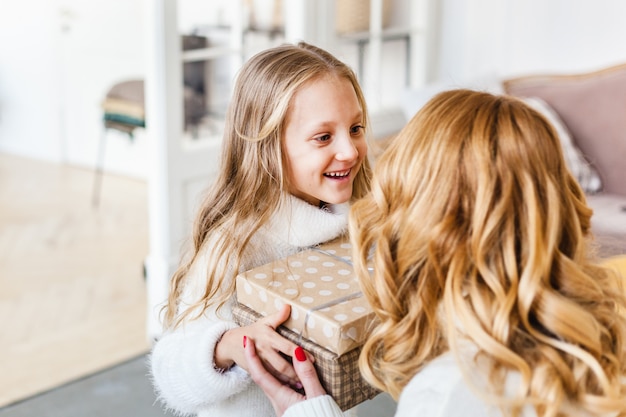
[{"xmin": 335, "ymin": 135, "xmax": 359, "ymax": 161}]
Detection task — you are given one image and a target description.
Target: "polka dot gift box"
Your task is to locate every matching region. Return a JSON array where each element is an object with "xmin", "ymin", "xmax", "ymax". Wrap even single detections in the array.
[
  {"xmin": 233, "ymin": 236, "xmax": 380, "ymax": 410},
  {"xmin": 235, "ymin": 235, "xmax": 375, "ymax": 355}
]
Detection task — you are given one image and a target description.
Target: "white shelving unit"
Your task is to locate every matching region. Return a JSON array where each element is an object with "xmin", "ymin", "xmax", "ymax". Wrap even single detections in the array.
[
  {"xmin": 143, "ymin": 0, "xmax": 243, "ymax": 339},
  {"xmin": 333, "ymin": 0, "xmax": 433, "ymax": 136}
]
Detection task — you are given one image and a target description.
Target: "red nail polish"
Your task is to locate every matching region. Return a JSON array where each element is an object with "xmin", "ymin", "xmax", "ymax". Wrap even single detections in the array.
[
  {"xmin": 243, "ymin": 335, "xmax": 247, "ymax": 348},
  {"xmin": 294, "ymin": 346, "xmax": 306, "ymax": 362}
]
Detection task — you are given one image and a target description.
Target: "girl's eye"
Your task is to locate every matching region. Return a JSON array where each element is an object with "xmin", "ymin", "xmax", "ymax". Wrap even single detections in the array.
[
  {"xmin": 350, "ymin": 125, "xmax": 364, "ymax": 135},
  {"xmin": 315, "ymin": 134, "xmax": 331, "ymax": 142}
]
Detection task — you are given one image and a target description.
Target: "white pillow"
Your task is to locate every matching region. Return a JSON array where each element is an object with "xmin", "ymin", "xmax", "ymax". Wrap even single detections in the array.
[{"xmin": 521, "ymin": 97, "xmax": 602, "ymax": 193}]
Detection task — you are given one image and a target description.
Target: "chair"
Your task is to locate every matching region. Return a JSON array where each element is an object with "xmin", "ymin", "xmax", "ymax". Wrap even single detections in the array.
[
  {"xmin": 92, "ymin": 79, "xmax": 145, "ymax": 207},
  {"xmin": 92, "ymin": 35, "xmax": 209, "ymax": 207}
]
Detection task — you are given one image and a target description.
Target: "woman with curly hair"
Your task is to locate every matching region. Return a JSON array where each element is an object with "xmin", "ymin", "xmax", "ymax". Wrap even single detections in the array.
[{"xmin": 244, "ymin": 89, "xmax": 626, "ymax": 417}]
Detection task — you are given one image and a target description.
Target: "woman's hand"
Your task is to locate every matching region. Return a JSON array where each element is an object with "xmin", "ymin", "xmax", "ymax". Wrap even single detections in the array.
[
  {"xmin": 244, "ymin": 336, "xmax": 327, "ymax": 417},
  {"xmin": 215, "ymin": 304, "xmax": 301, "ymax": 387}
]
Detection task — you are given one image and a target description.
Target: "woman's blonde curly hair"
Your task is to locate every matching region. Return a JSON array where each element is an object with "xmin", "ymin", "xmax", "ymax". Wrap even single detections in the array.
[{"xmin": 350, "ymin": 89, "xmax": 626, "ymax": 416}]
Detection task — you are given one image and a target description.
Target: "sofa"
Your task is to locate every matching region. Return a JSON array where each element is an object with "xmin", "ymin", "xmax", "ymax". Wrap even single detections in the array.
[
  {"xmin": 397, "ymin": 63, "xmax": 626, "ymax": 258},
  {"xmin": 502, "ymin": 63, "xmax": 626, "ymax": 258}
]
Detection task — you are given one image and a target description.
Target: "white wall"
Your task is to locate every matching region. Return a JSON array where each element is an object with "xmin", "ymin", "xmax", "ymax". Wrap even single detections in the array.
[
  {"xmin": 0, "ymin": 0, "xmax": 65, "ymax": 162},
  {"xmin": 435, "ymin": 0, "xmax": 626, "ymax": 84},
  {"xmin": 0, "ymin": 0, "xmax": 147, "ymax": 177}
]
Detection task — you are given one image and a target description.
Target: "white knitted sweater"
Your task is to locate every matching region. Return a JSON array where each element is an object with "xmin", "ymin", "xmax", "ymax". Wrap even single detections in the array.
[{"xmin": 150, "ymin": 196, "xmax": 350, "ymax": 417}]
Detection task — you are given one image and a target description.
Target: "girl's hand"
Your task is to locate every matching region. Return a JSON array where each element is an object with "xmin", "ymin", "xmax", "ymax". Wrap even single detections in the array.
[
  {"xmin": 244, "ymin": 337, "xmax": 327, "ymax": 417},
  {"xmin": 216, "ymin": 304, "xmax": 301, "ymax": 387}
]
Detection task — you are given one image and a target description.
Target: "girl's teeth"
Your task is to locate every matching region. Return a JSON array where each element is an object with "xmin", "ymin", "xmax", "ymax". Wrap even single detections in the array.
[{"xmin": 327, "ymin": 171, "xmax": 348, "ymax": 177}]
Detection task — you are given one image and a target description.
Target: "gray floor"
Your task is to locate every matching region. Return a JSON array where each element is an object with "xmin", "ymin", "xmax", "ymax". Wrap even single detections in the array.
[
  {"xmin": 0, "ymin": 354, "xmax": 395, "ymax": 417},
  {"xmin": 0, "ymin": 355, "xmax": 173, "ymax": 417},
  {"xmin": 357, "ymin": 392, "xmax": 397, "ymax": 416}
]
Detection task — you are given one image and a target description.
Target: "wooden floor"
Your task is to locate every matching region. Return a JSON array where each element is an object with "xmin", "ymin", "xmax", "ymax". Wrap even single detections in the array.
[{"xmin": 0, "ymin": 153, "xmax": 151, "ymax": 407}]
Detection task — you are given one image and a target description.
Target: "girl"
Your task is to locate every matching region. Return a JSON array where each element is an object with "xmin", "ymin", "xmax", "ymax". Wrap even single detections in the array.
[
  {"xmin": 245, "ymin": 89, "xmax": 626, "ymax": 417},
  {"xmin": 150, "ymin": 42, "xmax": 372, "ymax": 417}
]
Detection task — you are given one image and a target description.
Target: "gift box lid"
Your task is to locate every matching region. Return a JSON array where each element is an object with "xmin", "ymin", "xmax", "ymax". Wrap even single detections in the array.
[{"xmin": 236, "ymin": 237, "xmax": 375, "ymax": 355}]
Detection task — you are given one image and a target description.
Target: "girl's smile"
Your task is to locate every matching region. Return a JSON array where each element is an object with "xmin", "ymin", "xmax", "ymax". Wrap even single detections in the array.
[{"xmin": 324, "ymin": 169, "xmax": 351, "ymax": 179}]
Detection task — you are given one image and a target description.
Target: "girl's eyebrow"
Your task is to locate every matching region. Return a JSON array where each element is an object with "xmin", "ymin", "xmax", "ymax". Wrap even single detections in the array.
[
  {"xmin": 351, "ymin": 110, "xmax": 364, "ymax": 121},
  {"xmin": 302, "ymin": 110, "xmax": 364, "ymax": 134},
  {"xmin": 314, "ymin": 111, "xmax": 363, "ymax": 127}
]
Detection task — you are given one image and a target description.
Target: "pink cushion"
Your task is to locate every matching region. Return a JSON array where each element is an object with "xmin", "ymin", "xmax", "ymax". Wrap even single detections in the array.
[
  {"xmin": 504, "ymin": 63, "xmax": 626, "ymax": 196},
  {"xmin": 520, "ymin": 97, "xmax": 602, "ymax": 193}
]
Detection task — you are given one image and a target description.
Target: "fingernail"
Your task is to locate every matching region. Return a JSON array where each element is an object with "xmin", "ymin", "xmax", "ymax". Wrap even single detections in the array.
[
  {"xmin": 243, "ymin": 335, "xmax": 247, "ymax": 348},
  {"xmin": 294, "ymin": 346, "xmax": 306, "ymax": 362}
]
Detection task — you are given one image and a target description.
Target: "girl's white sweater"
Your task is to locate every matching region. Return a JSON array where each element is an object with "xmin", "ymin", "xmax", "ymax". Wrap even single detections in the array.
[{"xmin": 150, "ymin": 196, "xmax": 350, "ymax": 417}]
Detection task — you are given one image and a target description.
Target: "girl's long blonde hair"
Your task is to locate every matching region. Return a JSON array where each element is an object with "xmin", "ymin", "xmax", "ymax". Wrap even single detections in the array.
[
  {"xmin": 350, "ymin": 89, "xmax": 626, "ymax": 416},
  {"xmin": 163, "ymin": 42, "xmax": 371, "ymax": 330}
]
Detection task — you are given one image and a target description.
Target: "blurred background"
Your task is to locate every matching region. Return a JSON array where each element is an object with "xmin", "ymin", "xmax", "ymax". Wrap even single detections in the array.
[{"xmin": 1, "ymin": 0, "xmax": 625, "ymax": 411}]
